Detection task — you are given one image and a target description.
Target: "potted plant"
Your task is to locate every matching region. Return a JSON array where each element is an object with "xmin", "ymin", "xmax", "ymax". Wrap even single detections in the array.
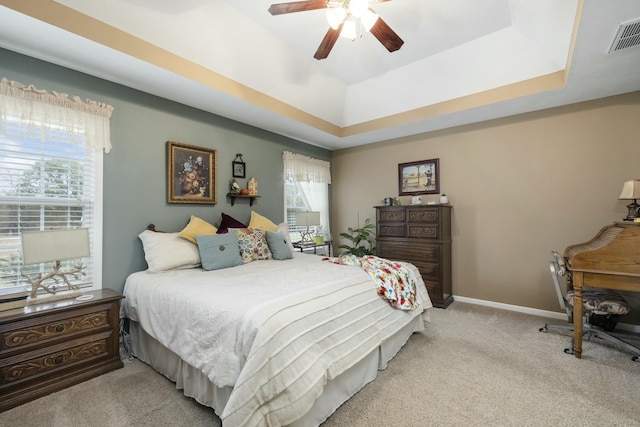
[
  {"xmin": 337, "ymin": 218, "xmax": 376, "ymax": 256},
  {"xmin": 439, "ymin": 193, "xmax": 448, "ymax": 204}
]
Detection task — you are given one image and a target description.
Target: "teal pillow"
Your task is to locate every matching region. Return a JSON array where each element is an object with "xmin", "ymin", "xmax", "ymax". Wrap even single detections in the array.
[
  {"xmin": 195, "ymin": 232, "xmax": 242, "ymax": 270},
  {"xmin": 266, "ymin": 231, "xmax": 293, "ymax": 260}
]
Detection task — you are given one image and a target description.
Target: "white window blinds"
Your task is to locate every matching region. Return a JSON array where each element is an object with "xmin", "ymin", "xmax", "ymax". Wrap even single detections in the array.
[{"xmin": 0, "ymin": 78, "xmax": 113, "ymax": 291}]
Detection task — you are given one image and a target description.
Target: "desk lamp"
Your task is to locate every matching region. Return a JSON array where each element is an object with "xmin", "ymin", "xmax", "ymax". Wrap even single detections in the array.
[
  {"xmin": 21, "ymin": 228, "xmax": 90, "ymax": 303},
  {"xmin": 295, "ymin": 211, "xmax": 320, "ymax": 244},
  {"xmin": 619, "ymin": 179, "xmax": 640, "ymax": 221}
]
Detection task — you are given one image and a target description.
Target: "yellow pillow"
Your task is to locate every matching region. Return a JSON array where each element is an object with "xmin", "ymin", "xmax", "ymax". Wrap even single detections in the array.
[
  {"xmin": 248, "ymin": 211, "xmax": 278, "ymax": 232},
  {"xmin": 178, "ymin": 215, "xmax": 218, "ymax": 244}
]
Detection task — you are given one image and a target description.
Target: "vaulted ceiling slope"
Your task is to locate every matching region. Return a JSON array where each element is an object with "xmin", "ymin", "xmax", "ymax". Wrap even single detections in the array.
[{"xmin": 0, "ymin": 0, "xmax": 639, "ymax": 150}]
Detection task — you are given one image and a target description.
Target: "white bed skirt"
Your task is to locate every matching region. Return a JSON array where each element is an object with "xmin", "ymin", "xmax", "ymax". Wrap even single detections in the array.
[{"xmin": 128, "ymin": 312, "xmax": 427, "ymax": 426}]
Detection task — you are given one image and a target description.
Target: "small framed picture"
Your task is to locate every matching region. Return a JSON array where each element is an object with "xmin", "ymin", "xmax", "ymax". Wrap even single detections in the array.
[
  {"xmin": 398, "ymin": 158, "xmax": 439, "ymax": 196},
  {"xmin": 167, "ymin": 141, "xmax": 217, "ymax": 204},
  {"xmin": 232, "ymin": 160, "xmax": 246, "ymax": 178}
]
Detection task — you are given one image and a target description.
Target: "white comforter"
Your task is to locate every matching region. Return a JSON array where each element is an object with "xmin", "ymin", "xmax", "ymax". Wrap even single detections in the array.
[{"xmin": 121, "ymin": 253, "xmax": 431, "ymax": 426}]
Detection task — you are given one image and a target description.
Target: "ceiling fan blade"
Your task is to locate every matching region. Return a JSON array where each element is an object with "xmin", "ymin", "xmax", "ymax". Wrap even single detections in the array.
[
  {"xmin": 268, "ymin": 1, "xmax": 328, "ymax": 15},
  {"xmin": 314, "ymin": 26, "xmax": 341, "ymax": 60},
  {"xmin": 370, "ymin": 16, "xmax": 404, "ymax": 52}
]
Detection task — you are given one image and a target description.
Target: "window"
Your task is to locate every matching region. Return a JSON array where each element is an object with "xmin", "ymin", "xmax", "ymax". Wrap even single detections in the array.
[
  {"xmin": 0, "ymin": 78, "xmax": 112, "ymax": 292},
  {"xmin": 283, "ymin": 151, "xmax": 331, "ymax": 242}
]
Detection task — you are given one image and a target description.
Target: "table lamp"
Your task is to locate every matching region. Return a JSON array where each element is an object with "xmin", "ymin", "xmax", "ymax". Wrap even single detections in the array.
[
  {"xmin": 295, "ymin": 211, "xmax": 320, "ymax": 244},
  {"xmin": 619, "ymin": 179, "xmax": 640, "ymax": 221},
  {"xmin": 21, "ymin": 228, "xmax": 90, "ymax": 303}
]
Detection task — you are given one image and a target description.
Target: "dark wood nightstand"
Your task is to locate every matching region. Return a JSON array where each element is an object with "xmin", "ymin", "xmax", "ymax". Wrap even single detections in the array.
[{"xmin": 0, "ymin": 289, "xmax": 123, "ymax": 412}]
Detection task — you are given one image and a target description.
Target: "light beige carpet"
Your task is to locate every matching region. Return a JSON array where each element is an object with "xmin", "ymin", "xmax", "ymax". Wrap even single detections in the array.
[{"xmin": 2, "ymin": 302, "xmax": 639, "ymax": 426}]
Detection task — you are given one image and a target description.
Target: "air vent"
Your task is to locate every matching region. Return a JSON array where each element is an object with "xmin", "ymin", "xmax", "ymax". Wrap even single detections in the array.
[{"xmin": 608, "ymin": 18, "xmax": 640, "ymax": 53}]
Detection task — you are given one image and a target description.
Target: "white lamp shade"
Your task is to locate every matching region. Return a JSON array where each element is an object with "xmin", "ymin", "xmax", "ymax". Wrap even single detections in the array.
[
  {"xmin": 340, "ymin": 17, "xmax": 357, "ymax": 39},
  {"xmin": 361, "ymin": 9, "xmax": 379, "ymax": 31},
  {"xmin": 619, "ymin": 180, "xmax": 640, "ymax": 200},
  {"xmin": 21, "ymin": 228, "xmax": 90, "ymax": 265},
  {"xmin": 295, "ymin": 211, "xmax": 320, "ymax": 226},
  {"xmin": 326, "ymin": 6, "xmax": 346, "ymax": 29},
  {"xmin": 349, "ymin": 0, "xmax": 369, "ymax": 18}
]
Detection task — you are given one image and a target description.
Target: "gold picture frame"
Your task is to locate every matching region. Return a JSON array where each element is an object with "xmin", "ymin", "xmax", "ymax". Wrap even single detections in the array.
[{"xmin": 167, "ymin": 141, "xmax": 217, "ymax": 204}]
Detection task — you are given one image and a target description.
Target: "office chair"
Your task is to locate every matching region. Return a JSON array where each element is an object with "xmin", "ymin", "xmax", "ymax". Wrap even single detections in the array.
[{"xmin": 539, "ymin": 251, "xmax": 640, "ymax": 362}]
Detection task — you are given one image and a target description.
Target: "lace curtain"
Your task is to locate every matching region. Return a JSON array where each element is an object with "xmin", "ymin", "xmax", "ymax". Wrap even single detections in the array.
[
  {"xmin": 283, "ymin": 151, "xmax": 331, "ymax": 184},
  {"xmin": 283, "ymin": 151, "xmax": 331, "ymax": 240},
  {"xmin": 0, "ymin": 78, "xmax": 114, "ymax": 152}
]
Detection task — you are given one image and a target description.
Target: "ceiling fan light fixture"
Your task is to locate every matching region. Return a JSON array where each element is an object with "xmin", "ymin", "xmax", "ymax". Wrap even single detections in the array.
[
  {"xmin": 326, "ymin": 6, "xmax": 346, "ymax": 29},
  {"xmin": 361, "ymin": 9, "xmax": 379, "ymax": 31},
  {"xmin": 340, "ymin": 16, "xmax": 357, "ymax": 39},
  {"xmin": 349, "ymin": 0, "xmax": 369, "ymax": 19}
]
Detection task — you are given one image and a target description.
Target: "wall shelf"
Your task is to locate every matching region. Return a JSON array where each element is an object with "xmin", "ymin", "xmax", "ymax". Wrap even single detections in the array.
[{"xmin": 227, "ymin": 193, "xmax": 260, "ymax": 206}]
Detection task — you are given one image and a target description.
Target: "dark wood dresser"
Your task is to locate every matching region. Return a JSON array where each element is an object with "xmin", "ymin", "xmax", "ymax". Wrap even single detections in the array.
[
  {"xmin": 0, "ymin": 289, "xmax": 123, "ymax": 411},
  {"xmin": 375, "ymin": 205, "xmax": 453, "ymax": 308}
]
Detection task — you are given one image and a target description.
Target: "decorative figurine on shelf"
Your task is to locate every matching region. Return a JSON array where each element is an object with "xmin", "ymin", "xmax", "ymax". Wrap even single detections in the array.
[
  {"xmin": 230, "ymin": 179, "xmax": 240, "ymax": 194},
  {"xmin": 248, "ymin": 177, "xmax": 258, "ymax": 195}
]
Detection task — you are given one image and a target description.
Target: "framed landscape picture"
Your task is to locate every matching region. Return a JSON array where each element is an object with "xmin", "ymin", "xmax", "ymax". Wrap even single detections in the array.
[
  {"xmin": 398, "ymin": 158, "xmax": 439, "ymax": 195},
  {"xmin": 167, "ymin": 141, "xmax": 217, "ymax": 204}
]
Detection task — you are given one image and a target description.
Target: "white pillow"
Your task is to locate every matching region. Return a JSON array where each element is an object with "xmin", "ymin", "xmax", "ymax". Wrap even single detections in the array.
[
  {"xmin": 138, "ymin": 230, "xmax": 201, "ymax": 272},
  {"xmin": 276, "ymin": 222, "xmax": 296, "ymax": 254}
]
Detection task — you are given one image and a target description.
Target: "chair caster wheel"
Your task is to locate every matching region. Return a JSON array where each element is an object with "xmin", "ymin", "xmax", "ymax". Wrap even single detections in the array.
[
  {"xmin": 633, "ymin": 355, "xmax": 639, "ymax": 362},
  {"xmin": 564, "ymin": 348, "xmax": 574, "ymax": 355},
  {"xmin": 539, "ymin": 327, "xmax": 547, "ymax": 333}
]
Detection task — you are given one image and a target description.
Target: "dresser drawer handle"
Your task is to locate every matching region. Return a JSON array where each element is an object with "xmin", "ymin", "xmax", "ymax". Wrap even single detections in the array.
[
  {"xmin": 54, "ymin": 355, "xmax": 64, "ymax": 364},
  {"xmin": 55, "ymin": 324, "xmax": 65, "ymax": 333}
]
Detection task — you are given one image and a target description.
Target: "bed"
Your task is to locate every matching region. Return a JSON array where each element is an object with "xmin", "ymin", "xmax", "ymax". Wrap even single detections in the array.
[{"xmin": 120, "ymin": 221, "xmax": 432, "ymax": 426}]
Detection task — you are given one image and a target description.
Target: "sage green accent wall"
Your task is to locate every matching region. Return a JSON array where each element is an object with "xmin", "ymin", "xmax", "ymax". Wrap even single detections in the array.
[{"xmin": 0, "ymin": 48, "xmax": 331, "ymax": 293}]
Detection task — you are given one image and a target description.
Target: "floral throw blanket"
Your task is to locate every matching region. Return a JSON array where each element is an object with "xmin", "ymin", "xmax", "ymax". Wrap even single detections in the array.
[{"xmin": 324, "ymin": 254, "xmax": 420, "ymax": 310}]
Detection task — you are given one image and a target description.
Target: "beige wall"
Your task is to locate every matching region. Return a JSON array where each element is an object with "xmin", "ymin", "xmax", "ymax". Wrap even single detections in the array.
[{"xmin": 332, "ymin": 92, "xmax": 640, "ymax": 321}]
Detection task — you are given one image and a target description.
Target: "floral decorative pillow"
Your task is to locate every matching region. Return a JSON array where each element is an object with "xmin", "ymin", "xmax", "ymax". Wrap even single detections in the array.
[{"xmin": 234, "ymin": 228, "xmax": 272, "ymax": 263}]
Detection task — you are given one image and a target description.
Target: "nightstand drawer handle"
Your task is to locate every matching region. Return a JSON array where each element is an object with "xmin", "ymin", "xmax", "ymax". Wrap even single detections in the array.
[
  {"xmin": 54, "ymin": 355, "xmax": 64, "ymax": 364},
  {"xmin": 55, "ymin": 324, "xmax": 65, "ymax": 333}
]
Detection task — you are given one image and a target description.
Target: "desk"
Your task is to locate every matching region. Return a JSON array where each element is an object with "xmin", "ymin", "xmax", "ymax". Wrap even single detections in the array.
[
  {"xmin": 293, "ymin": 241, "xmax": 332, "ymax": 257},
  {"xmin": 567, "ymin": 223, "xmax": 640, "ymax": 358}
]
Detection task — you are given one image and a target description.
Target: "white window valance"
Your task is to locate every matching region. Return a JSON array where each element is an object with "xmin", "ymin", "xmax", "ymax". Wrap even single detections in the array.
[
  {"xmin": 283, "ymin": 151, "xmax": 331, "ymax": 184},
  {"xmin": 0, "ymin": 78, "xmax": 114, "ymax": 153}
]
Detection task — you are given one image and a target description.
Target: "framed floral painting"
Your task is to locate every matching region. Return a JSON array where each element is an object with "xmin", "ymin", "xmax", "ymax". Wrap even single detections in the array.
[
  {"xmin": 167, "ymin": 141, "xmax": 217, "ymax": 204},
  {"xmin": 398, "ymin": 158, "xmax": 439, "ymax": 195}
]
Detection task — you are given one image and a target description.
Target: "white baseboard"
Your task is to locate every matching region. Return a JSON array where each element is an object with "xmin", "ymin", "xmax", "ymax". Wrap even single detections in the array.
[{"xmin": 453, "ymin": 295, "xmax": 640, "ymax": 334}]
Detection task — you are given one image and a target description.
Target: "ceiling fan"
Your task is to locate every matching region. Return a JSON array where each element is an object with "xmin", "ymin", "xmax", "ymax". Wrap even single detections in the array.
[{"xmin": 268, "ymin": 0, "xmax": 404, "ymax": 60}]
